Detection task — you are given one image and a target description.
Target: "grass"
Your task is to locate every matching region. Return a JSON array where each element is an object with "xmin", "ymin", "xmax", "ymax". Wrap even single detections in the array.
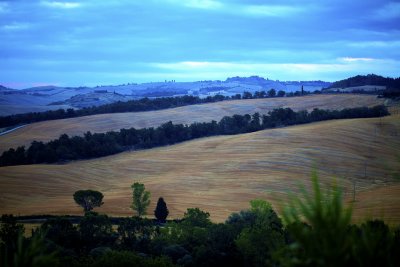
[
  {"xmin": 0, "ymin": 113, "xmax": 399, "ymax": 223},
  {"xmin": 0, "ymin": 94, "xmax": 384, "ymax": 152}
]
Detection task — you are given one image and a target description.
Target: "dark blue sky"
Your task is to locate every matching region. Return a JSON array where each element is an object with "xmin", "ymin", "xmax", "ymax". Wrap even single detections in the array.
[{"xmin": 1, "ymin": 0, "xmax": 399, "ymax": 88}]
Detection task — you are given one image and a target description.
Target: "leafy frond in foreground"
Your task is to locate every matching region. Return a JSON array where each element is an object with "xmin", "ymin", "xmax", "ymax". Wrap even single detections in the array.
[{"xmin": 281, "ymin": 171, "xmax": 353, "ymax": 267}]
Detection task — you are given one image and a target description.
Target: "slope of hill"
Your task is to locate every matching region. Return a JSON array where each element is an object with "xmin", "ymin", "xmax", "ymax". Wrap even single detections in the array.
[
  {"xmin": 0, "ymin": 115, "xmax": 399, "ymax": 222},
  {"xmin": 0, "ymin": 89, "xmax": 73, "ymax": 116},
  {"xmin": 0, "ymin": 76, "xmax": 331, "ymax": 115},
  {"xmin": 0, "ymin": 85, "xmax": 14, "ymax": 92},
  {"xmin": 323, "ymin": 74, "xmax": 400, "ymax": 93},
  {"xmin": 0, "ymin": 94, "xmax": 384, "ymax": 152}
]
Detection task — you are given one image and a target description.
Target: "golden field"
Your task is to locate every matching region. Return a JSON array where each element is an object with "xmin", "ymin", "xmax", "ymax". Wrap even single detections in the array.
[
  {"xmin": 0, "ymin": 94, "xmax": 384, "ymax": 152},
  {"xmin": 0, "ymin": 114, "xmax": 399, "ymax": 223}
]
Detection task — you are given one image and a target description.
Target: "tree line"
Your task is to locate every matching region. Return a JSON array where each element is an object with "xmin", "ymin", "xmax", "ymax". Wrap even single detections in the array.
[
  {"xmin": 1, "ymin": 175, "xmax": 399, "ymax": 267},
  {"xmin": 0, "ymin": 105, "xmax": 389, "ymax": 167},
  {"xmin": 0, "ymin": 90, "xmax": 289, "ymax": 129},
  {"xmin": 326, "ymin": 74, "xmax": 400, "ymax": 90}
]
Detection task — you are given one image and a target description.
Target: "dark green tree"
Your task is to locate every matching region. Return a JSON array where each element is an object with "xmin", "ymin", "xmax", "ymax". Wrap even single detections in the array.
[
  {"xmin": 154, "ymin": 197, "xmax": 169, "ymax": 223},
  {"xmin": 117, "ymin": 217, "xmax": 153, "ymax": 250},
  {"xmin": 268, "ymin": 88, "xmax": 276, "ymax": 97},
  {"xmin": 40, "ymin": 217, "xmax": 80, "ymax": 249},
  {"xmin": 73, "ymin": 190, "xmax": 104, "ymax": 213},
  {"xmin": 233, "ymin": 200, "xmax": 285, "ymax": 267},
  {"xmin": 182, "ymin": 208, "xmax": 211, "ymax": 228},
  {"xmin": 79, "ymin": 212, "xmax": 114, "ymax": 251},
  {"xmin": 242, "ymin": 91, "xmax": 253, "ymax": 99}
]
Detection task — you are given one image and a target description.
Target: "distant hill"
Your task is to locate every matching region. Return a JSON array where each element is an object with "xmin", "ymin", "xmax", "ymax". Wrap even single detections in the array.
[
  {"xmin": 0, "ymin": 76, "xmax": 331, "ymax": 115},
  {"xmin": 324, "ymin": 74, "xmax": 400, "ymax": 93},
  {"xmin": 0, "ymin": 85, "xmax": 14, "ymax": 92}
]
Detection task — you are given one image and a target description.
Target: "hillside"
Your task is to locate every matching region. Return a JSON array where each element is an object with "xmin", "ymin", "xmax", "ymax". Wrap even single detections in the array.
[
  {"xmin": 0, "ymin": 76, "xmax": 330, "ymax": 115},
  {"xmin": 0, "ymin": 115, "xmax": 399, "ymax": 222},
  {"xmin": 324, "ymin": 74, "xmax": 400, "ymax": 93},
  {"xmin": 0, "ymin": 94, "xmax": 384, "ymax": 152}
]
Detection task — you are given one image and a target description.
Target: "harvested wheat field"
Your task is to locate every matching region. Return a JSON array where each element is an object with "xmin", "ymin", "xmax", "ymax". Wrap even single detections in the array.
[
  {"xmin": 0, "ymin": 94, "xmax": 383, "ymax": 152},
  {"xmin": 0, "ymin": 114, "xmax": 399, "ymax": 223}
]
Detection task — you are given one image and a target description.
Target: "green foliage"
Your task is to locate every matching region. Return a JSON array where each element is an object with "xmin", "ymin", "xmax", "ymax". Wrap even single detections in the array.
[
  {"xmin": 281, "ymin": 171, "xmax": 353, "ymax": 266},
  {"xmin": 162, "ymin": 244, "xmax": 190, "ymax": 263},
  {"xmin": 268, "ymin": 88, "xmax": 276, "ymax": 97},
  {"xmin": 1, "ymin": 231, "xmax": 59, "ymax": 267},
  {"xmin": 352, "ymin": 220, "xmax": 396, "ymax": 267},
  {"xmin": 190, "ymin": 223, "xmax": 240, "ymax": 267},
  {"xmin": 327, "ymin": 74, "xmax": 400, "ymax": 89},
  {"xmin": 233, "ymin": 200, "xmax": 285, "ymax": 267},
  {"xmin": 117, "ymin": 217, "xmax": 154, "ymax": 251},
  {"xmin": 182, "ymin": 208, "xmax": 211, "ymax": 228},
  {"xmin": 73, "ymin": 190, "xmax": 104, "ymax": 213},
  {"xmin": 279, "ymin": 172, "xmax": 400, "ymax": 266},
  {"xmin": 40, "ymin": 217, "xmax": 79, "ymax": 249},
  {"xmin": 131, "ymin": 182, "xmax": 151, "ymax": 217},
  {"xmin": 236, "ymin": 226, "xmax": 284, "ymax": 267},
  {"xmin": 0, "ymin": 214, "xmax": 24, "ymax": 249},
  {"xmin": 249, "ymin": 199, "xmax": 272, "ymax": 222},
  {"xmin": 90, "ymin": 250, "xmax": 175, "ymax": 267},
  {"xmin": 154, "ymin": 197, "xmax": 169, "ymax": 222},
  {"xmin": 79, "ymin": 212, "xmax": 115, "ymax": 251}
]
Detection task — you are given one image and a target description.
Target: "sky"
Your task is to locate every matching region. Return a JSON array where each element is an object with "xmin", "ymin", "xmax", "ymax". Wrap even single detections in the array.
[{"xmin": 0, "ymin": 0, "xmax": 399, "ymax": 88}]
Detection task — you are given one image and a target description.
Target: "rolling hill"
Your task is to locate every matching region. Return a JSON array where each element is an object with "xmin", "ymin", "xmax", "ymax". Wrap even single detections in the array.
[
  {"xmin": 0, "ymin": 94, "xmax": 384, "ymax": 153},
  {"xmin": 0, "ymin": 114, "xmax": 399, "ymax": 223},
  {"xmin": 323, "ymin": 74, "xmax": 400, "ymax": 93},
  {"xmin": 0, "ymin": 76, "xmax": 331, "ymax": 115}
]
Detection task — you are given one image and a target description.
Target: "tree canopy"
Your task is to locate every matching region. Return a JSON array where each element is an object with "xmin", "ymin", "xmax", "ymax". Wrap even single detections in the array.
[
  {"xmin": 131, "ymin": 182, "xmax": 151, "ymax": 217},
  {"xmin": 73, "ymin": 190, "xmax": 104, "ymax": 213},
  {"xmin": 182, "ymin": 208, "xmax": 211, "ymax": 228}
]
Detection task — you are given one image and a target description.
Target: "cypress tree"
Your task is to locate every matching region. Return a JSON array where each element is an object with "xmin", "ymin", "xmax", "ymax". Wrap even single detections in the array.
[{"xmin": 154, "ymin": 197, "xmax": 169, "ymax": 223}]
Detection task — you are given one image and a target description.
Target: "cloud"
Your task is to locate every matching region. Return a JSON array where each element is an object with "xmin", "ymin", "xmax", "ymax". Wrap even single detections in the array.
[
  {"xmin": 242, "ymin": 5, "xmax": 303, "ymax": 17},
  {"xmin": 41, "ymin": 1, "xmax": 82, "ymax": 9},
  {"xmin": 163, "ymin": 0, "xmax": 304, "ymax": 17},
  {"xmin": 152, "ymin": 61, "xmax": 340, "ymax": 72},
  {"xmin": 183, "ymin": 0, "xmax": 223, "ymax": 9},
  {"xmin": 150, "ymin": 59, "xmax": 400, "ymax": 81},
  {"xmin": 1, "ymin": 22, "xmax": 31, "ymax": 31},
  {"xmin": 0, "ymin": 2, "xmax": 9, "ymax": 13},
  {"xmin": 373, "ymin": 2, "xmax": 400, "ymax": 20},
  {"xmin": 347, "ymin": 40, "xmax": 400, "ymax": 48},
  {"xmin": 163, "ymin": 0, "xmax": 222, "ymax": 9},
  {"xmin": 339, "ymin": 57, "xmax": 374, "ymax": 62},
  {"xmin": 151, "ymin": 61, "xmax": 348, "ymax": 80}
]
